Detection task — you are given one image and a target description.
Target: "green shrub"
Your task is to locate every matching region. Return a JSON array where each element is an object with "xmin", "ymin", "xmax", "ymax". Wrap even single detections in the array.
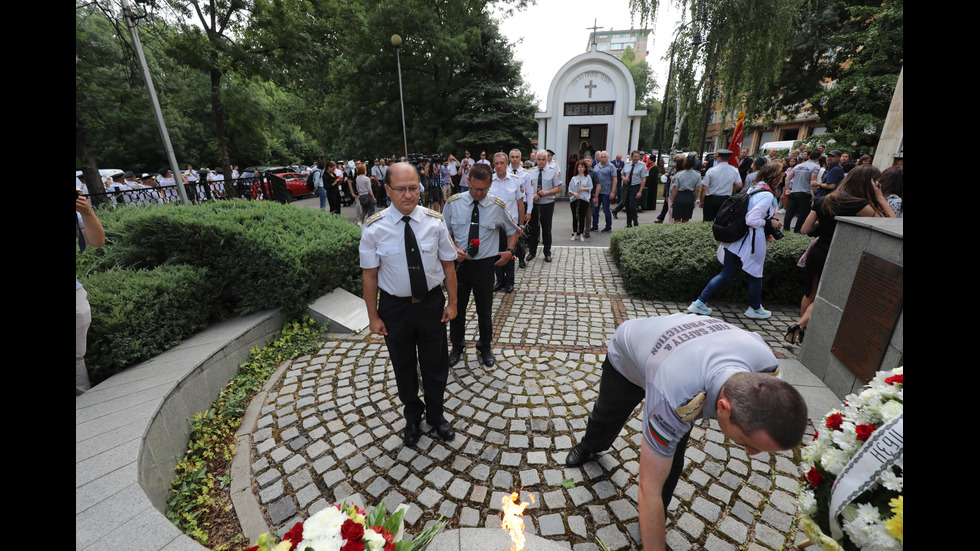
[
  {"xmin": 81, "ymin": 264, "xmax": 215, "ymax": 384},
  {"xmin": 89, "ymin": 200, "xmax": 361, "ymax": 318},
  {"xmin": 77, "ymin": 200, "xmax": 362, "ymax": 382},
  {"xmin": 609, "ymin": 222, "xmax": 812, "ymax": 306}
]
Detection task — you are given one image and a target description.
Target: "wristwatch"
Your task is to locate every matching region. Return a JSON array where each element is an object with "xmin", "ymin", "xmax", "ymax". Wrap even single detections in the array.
[{"xmin": 506, "ymin": 248, "xmax": 516, "ymax": 255}]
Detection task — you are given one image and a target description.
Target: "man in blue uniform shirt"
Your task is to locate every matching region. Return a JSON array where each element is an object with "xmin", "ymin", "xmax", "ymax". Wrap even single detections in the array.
[{"xmin": 442, "ymin": 163, "xmax": 520, "ymax": 368}]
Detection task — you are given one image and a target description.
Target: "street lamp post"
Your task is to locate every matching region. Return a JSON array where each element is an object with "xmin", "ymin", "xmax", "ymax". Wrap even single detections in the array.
[{"xmin": 391, "ymin": 34, "xmax": 409, "ymax": 158}]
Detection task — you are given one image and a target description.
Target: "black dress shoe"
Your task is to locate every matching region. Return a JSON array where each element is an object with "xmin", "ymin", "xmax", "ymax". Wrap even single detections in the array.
[
  {"xmin": 544, "ymin": 254, "xmax": 552, "ymax": 262},
  {"xmin": 600, "ymin": 228, "xmax": 612, "ymax": 233},
  {"xmin": 449, "ymin": 348, "xmax": 463, "ymax": 366},
  {"xmin": 519, "ymin": 258, "xmax": 527, "ymax": 269},
  {"xmin": 525, "ymin": 252, "xmax": 536, "ymax": 262},
  {"xmin": 565, "ymin": 444, "xmax": 593, "ymax": 467},
  {"xmin": 612, "ymin": 211, "xmax": 619, "ymax": 219},
  {"xmin": 481, "ymin": 350, "xmax": 495, "ymax": 367},
  {"xmin": 403, "ymin": 422, "xmax": 421, "ymax": 447},
  {"xmin": 492, "ymin": 282, "xmax": 504, "ymax": 292},
  {"xmin": 505, "ymin": 285, "xmax": 514, "ymax": 293},
  {"xmin": 435, "ymin": 421, "xmax": 456, "ymax": 441}
]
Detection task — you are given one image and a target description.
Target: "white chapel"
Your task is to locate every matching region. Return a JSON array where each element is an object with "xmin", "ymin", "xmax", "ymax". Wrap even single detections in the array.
[{"xmin": 535, "ymin": 46, "xmax": 646, "ymax": 179}]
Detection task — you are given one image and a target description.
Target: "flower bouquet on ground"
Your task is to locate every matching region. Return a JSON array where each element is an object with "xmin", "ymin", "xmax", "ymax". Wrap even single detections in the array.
[
  {"xmin": 798, "ymin": 367, "xmax": 903, "ymax": 551},
  {"xmin": 244, "ymin": 501, "xmax": 446, "ymax": 551}
]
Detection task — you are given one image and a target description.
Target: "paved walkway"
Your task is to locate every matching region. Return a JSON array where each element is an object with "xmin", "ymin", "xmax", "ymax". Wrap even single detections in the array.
[{"xmin": 242, "ymin": 245, "xmax": 830, "ymax": 551}]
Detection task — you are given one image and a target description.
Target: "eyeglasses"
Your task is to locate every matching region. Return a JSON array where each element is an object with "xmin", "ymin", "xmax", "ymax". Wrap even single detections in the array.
[
  {"xmin": 388, "ymin": 185, "xmax": 420, "ymax": 194},
  {"xmin": 469, "ymin": 186, "xmax": 490, "ymax": 193}
]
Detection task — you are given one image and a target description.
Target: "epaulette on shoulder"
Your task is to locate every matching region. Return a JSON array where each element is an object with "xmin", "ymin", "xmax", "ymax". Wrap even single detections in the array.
[
  {"xmin": 364, "ymin": 211, "xmax": 384, "ymax": 227},
  {"xmin": 674, "ymin": 392, "xmax": 705, "ymax": 423},
  {"xmin": 446, "ymin": 193, "xmax": 462, "ymax": 203},
  {"xmin": 424, "ymin": 209, "xmax": 444, "ymax": 220},
  {"xmin": 493, "ymin": 197, "xmax": 507, "ymax": 210}
]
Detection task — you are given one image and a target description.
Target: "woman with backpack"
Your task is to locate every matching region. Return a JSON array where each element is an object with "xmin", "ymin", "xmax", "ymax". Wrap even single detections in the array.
[
  {"xmin": 688, "ymin": 161, "xmax": 784, "ymax": 319},
  {"xmin": 784, "ymin": 164, "xmax": 894, "ymax": 344}
]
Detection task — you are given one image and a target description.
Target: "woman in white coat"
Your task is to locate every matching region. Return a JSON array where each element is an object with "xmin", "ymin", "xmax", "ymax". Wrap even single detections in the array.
[{"xmin": 688, "ymin": 161, "xmax": 784, "ymax": 319}]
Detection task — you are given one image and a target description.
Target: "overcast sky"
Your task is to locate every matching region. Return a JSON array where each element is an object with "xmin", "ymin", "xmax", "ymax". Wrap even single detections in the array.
[{"xmin": 494, "ymin": 0, "xmax": 685, "ymax": 111}]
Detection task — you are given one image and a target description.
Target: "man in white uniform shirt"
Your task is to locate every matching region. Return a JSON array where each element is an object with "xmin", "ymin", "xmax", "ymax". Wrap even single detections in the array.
[{"xmin": 359, "ymin": 163, "xmax": 459, "ymax": 446}]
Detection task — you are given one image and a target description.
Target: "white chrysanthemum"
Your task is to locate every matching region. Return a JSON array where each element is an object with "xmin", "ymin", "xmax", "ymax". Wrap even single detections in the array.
[
  {"xmin": 300, "ymin": 506, "xmax": 347, "ymax": 551},
  {"xmin": 797, "ymin": 489, "xmax": 817, "ymax": 515},
  {"xmin": 831, "ymin": 423, "xmax": 859, "ymax": 454},
  {"xmin": 866, "ymin": 522, "xmax": 902, "ymax": 551},
  {"xmin": 880, "ymin": 469, "xmax": 903, "ymax": 492},
  {"xmin": 821, "ymin": 448, "xmax": 849, "ymax": 475}
]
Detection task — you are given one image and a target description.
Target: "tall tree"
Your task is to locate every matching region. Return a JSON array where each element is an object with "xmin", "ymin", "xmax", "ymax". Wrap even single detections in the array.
[
  {"xmin": 631, "ymin": 0, "xmax": 802, "ymax": 151},
  {"xmin": 323, "ymin": 0, "xmax": 536, "ymax": 158},
  {"xmin": 780, "ymin": 0, "xmax": 903, "ymax": 152}
]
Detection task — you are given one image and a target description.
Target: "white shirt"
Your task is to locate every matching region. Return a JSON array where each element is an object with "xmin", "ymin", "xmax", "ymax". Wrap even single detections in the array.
[
  {"xmin": 489, "ymin": 172, "xmax": 523, "ymax": 222},
  {"xmin": 359, "ymin": 206, "xmax": 457, "ymax": 297}
]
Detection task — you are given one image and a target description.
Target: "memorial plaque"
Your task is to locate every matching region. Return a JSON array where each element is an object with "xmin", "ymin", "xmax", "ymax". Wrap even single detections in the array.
[{"xmin": 832, "ymin": 253, "xmax": 903, "ymax": 382}]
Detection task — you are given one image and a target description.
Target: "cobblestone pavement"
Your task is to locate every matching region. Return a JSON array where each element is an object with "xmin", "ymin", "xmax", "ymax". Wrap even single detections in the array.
[{"xmin": 245, "ymin": 246, "xmax": 813, "ymax": 551}]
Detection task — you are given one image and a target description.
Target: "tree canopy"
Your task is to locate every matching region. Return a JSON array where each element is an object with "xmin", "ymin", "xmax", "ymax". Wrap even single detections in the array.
[{"xmin": 75, "ymin": 0, "xmax": 538, "ymax": 173}]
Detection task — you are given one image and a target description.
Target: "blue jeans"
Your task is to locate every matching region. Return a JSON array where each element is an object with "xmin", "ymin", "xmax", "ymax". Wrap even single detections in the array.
[
  {"xmin": 592, "ymin": 194, "xmax": 612, "ymax": 230},
  {"xmin": 698, "ymin": 248, "xmax": 763, "ymax": 309},
  {"xmin": 317, "ymin": 186, "xmax": 327, "ymax": 210}
]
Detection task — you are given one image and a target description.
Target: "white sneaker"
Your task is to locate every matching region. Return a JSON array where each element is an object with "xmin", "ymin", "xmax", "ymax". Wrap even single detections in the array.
[
  {"xmin": 687, "ymin": 302, "xmax": 711, "ymax": 315},
  {"xmin": 744, "ymin": 306, "xmax": 772, "ymax": 319},
  {"xmin": 571, "ymin": 235, "xmax": 577, "ymax": 241}
]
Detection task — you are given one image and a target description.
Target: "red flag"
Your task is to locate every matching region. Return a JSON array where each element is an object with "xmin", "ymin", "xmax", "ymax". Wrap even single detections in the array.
[{"xmin": 727, "ymin": 110, "xmax": 745, "ymax": 167}]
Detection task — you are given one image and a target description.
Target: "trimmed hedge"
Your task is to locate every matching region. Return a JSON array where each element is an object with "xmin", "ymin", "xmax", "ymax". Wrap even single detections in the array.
[
  {"xmin": 77, "ymin": 200, "xmax": 362, "ymax": 383},
  {"xmin": 86, "ymin": 200, "xmax": 361, "ymax": 319},
  {"xmin": 609, "ymin": 222, "xmax": 812, "ymax": 306},
  {"xmin": 81, "ymin": 265, "xmax": 214, "ymax": 384}
]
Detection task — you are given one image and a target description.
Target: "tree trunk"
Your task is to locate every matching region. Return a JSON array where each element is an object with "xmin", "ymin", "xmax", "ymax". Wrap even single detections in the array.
[{"xmin": 76, "ymin": 113, "xmax": 110, "ymax": 207}]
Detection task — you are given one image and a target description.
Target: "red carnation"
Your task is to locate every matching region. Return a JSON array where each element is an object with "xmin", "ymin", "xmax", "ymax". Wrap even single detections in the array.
[
  {"xmin": 813, "ymin": 431, "xmax": 819, "ymax": 440},
  {"xmin": 341, "ymin": 519, "xmax": 365, "ymax": 542},
  {"xmin": 341, "ymin": 542, "xmax": 365, "ymax": 551},
  {"xmin": 470, "ymin": 238, "xmax": 480, "ymax": 247},
  {"xmin": 855, "ymin": 424, "xmax": 876, "ymax": 441},
  {"xmin": 885, "ymin": 374, "xmax": 903, "ymax": 385},
  {"xmin": 806, "ymin": 466, "xmax": 823, "ymax": 488},
  {"xmin": 283, "ymin": 522, "xmax": 304, "ymax": 550},
  {"xmin": 244, "ymin": 547, "xmax": 259, "ymax": 551},
  {"xmin": 826, "ymin": 413, "xmax": 844, "ymax": 431}
]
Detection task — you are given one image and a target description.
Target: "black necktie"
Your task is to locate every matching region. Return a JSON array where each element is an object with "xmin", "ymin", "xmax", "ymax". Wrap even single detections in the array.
[
  {"xmin": 467, "ymin": 202, "xmax": 480, "ymax": 257},
  {"xmin": 402, "ymin": 215, "xmax": 427, "ymax": 300},
  {"xmin": 627, "ymin": 164, "xmax": 636, "ymax": 185},
  {"xmin": 537, "ymin": 170, "xmax": 543, "ymax": 194}
]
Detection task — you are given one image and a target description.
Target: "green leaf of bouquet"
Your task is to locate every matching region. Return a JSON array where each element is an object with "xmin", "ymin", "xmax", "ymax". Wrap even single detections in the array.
[
  {"xmin": 366, "ymin": 502, "xmax": 387, "ymax": 527},
  {"xmin": 560, "ymin": 478, "xmax": 576, "ymax": 489},
  {"xmin": 383, "ymin": 507, "xmax": 405, "ymax": 533},
  {"xmin": 394, "ymin": 540, "xmax": 414, "ymax": 551}
]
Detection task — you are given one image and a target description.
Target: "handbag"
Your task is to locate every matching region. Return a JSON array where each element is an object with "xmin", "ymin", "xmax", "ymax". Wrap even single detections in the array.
[{"xmin": 797, "ymin": 237, "xmax": 818, "ymax": 268}]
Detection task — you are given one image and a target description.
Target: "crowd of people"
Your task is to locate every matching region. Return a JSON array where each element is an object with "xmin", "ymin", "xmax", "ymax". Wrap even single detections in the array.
[
  {"xmin": 357, "ymin": 155, "xmax": 812, "ymax": 551},
  {"xmin": 79, "ymin": 139, "xmax": 902, "ymax": 551}
]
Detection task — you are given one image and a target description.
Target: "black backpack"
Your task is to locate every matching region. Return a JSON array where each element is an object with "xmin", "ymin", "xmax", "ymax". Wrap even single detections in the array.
[
  {"xmin": 306, "ymin": 170, "xmax": 320, "ymax": 192},
  {"xmin": 712, "ymin": 187, "xmax": 769, "ymax": 243}
]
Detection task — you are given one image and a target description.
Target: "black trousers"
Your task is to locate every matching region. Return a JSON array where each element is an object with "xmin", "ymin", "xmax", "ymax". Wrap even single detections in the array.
[
  {"xmin": 451, "ymin": 257, "xmax": 495, "ymax": 353},
  {"xmin": 527, "ymin": 202, "xmax": 555, "ymax": 256},
  {"xmin": 327, "ymin": 186, "xmax": 342, "ymax": 214},
  {"xmin": 378, "ymin": 288, "xmax": 449, "ymax": 426},
  {"xmin": 579, "ymin": 358, "xmax": 691, "ymax": 509},
  {"xmin": 495, "ymin": 227, "xmax": 515, "ymax": 286},
  {"xmin": 702, "ymin": 194, "xmax": 728, "ymax": 223},
  {"xmin": 784, "ymin": 192, "xmax": 812, "ymax": 233},
  {"xmin": 625, "ymin": 185, "xmax": 642, "ymax": 227}
]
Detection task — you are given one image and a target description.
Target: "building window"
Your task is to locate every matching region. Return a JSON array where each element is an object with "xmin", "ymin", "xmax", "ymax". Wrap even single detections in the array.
[{"xmin": 564, "ymin": 102, "xmax": 615, "ymax": 116}]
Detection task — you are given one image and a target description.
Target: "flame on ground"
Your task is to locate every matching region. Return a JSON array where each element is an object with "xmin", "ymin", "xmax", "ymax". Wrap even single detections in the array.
[{"xmin": 501, "ymin": 490, "xmax": 536, "ymax": 551}]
